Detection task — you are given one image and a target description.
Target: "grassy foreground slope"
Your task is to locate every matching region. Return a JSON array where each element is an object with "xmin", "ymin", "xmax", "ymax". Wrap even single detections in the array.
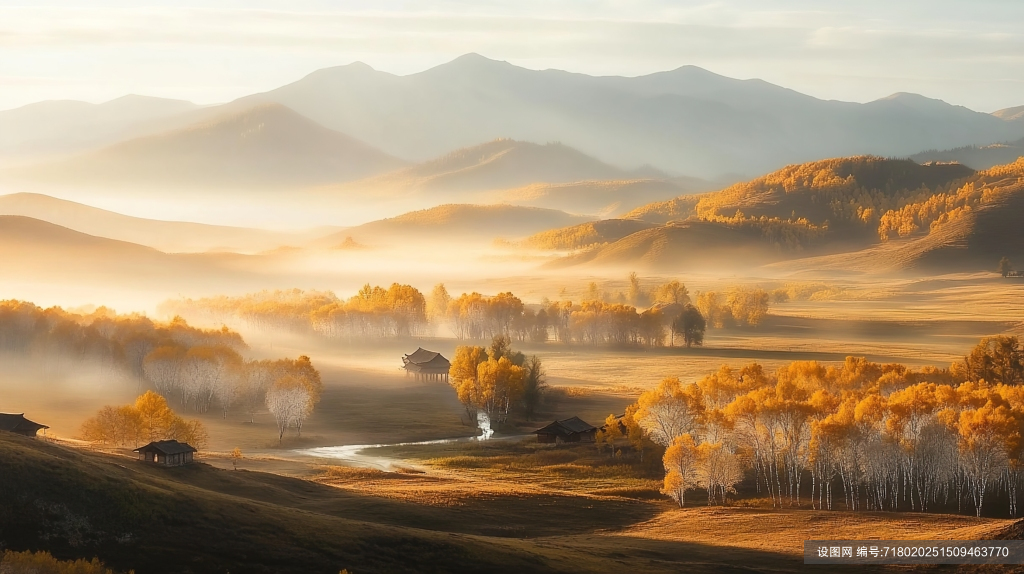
[{"xmin": 0, "ymin": 433, "xmax": 823, "ymax": 574}]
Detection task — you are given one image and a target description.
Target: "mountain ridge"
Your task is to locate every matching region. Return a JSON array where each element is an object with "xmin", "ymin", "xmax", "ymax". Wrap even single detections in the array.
[{"xmin": 6, "ymin": 103, "xmax": 406, "ymax": 187}]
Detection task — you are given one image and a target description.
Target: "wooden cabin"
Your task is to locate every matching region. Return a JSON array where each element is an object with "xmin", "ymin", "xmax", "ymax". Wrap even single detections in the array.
[
  {"xmin": 402, "ymin": 347, "xmax": 451, "ymax": 381},
  {"xmin": 0, "ymin": 413, "xmax": 49, "ymax": 438},
  {"xmin": 533, "ymin": 416, "xmax": 597, "ymax": 444},
  {"xmin": 134, "ymin": 440, "xmax": 197, "ymax": 467}
]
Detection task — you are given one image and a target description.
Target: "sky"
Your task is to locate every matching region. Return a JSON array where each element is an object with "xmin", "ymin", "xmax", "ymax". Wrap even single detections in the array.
[{"xmin": 1, "ymin": 0, "xmax": 1022, "ymax": 113}]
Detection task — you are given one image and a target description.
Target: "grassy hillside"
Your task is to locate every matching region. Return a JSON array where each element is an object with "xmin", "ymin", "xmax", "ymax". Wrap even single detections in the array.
[
  {"xmin": 545, "ymin": 220, "xmax": 783, "ymax": 270},
  {"xmin": 0, "ymin": 193, "xmax": 328, "ymax": 253},
  {"xmin": 322, "ymin": 204, "xmax": 593, "ymax": 245},
  {"xmin": 7, "ymin": 103, "xmax": 405, "ymax": 187},
  {"xmin": 0, "ymin": 433, "xmax": 831, "ymax": 574}
]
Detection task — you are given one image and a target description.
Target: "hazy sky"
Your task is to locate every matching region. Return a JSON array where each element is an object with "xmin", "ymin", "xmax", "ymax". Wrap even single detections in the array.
[{"xmin": 1, "ymin": 0, "xmax": 1022, "ymax": 112}]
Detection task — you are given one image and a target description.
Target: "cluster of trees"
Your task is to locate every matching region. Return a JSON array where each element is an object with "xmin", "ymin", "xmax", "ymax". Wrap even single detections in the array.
[
  {"xmin": 436, "ymin": 278, "xmax": 708, "ymax": 348},
  {"xmin": 702, "ymin": 211, "xmax": 828, "ymax": 251},
  {"xmin": 695, "ymin": 287, "xmax": 771, "ymax": 328},
  {"xmin": 877, "ymin": 157, "xmax": 1024, "ymax": 241},
  {"xmin": 612, "ymin": 336, "xmax": 1024, "ymax": 517},
  {"xmin": 436, "ymin": 288, "xmax": 526, "ymax": 341},
  {"xmin": 0, "ymin": 300, "xmax": 323, "ymax": 440},
  {"xmin": 80, "ymin": 391, "xmax": 209, "ymax": 450},
  {"xmin": 159, "ymin": 285, "xmax": 428, "ymax": 340},
  {"xmin": 449, "ymin": 336, "xmax": 546, "ymax": 424},
  {"xmin": 0, "ymin": 300, "xmax": 245, "ymax": 382},
  {"xmin": 143, "ymin": 346, "xmax": 321, "ymax": 424}
]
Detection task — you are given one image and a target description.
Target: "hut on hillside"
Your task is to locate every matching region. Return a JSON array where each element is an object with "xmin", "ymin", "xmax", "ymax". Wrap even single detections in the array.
[
  {"xmin": 533, "ymin": 416, "xmax": 597, "ymax": 444},
  {"xmin": 0, "ymin": 413, "xmax": 49, "ymax": 438},
  {"xmin": 402, "ymin": 347, "xmax": 451, "ymax": 381},
  {"xmin": 134, "ymin": 440, "xmax": 197, "ymax": 467}
]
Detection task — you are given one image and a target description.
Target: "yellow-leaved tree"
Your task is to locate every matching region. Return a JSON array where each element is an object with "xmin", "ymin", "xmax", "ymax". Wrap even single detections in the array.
[{"xmin": 662, "ymin": 434, "xmax": 700, "ymax": 507}]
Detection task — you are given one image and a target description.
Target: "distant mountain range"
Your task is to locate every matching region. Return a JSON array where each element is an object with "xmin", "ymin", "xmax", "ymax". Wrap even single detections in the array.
[
  {"xmin": 2, "ymin": 54, "xmax": 1022, "ymax": 182},
  {"xmin": 0, "ymin": 95, "xmax": 201, "ymax": 164},
  {"xmin": 236, "ymin": 55, "xmax": 1024, "ymax": 178},
  {"xmin": 7, "ymin": 104, "xmax": 405, "ymax": 187}
]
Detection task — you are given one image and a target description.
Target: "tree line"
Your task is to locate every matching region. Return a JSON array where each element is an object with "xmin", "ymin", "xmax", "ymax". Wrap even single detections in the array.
[
  {"xmin": 0, "ymin": 300, "xmax": 323, "ymax": 442},
  {"xmin": 158, "ymin": 274, "xmax": 794, "ymax": 350},
  {"xmin": 607, "ymin": 336, "xmax": 1024, "ymax": 517},
  {"xmin": 159, "ymin": 285, "xmax": 428, "ymax": 340},
  {"xmin": 0, "ymin": 300, "xmax": 245, "ymax": 381}
]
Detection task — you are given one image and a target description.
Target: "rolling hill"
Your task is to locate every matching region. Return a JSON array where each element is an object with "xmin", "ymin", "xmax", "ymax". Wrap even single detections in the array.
[
  {"xmin": 490, "ymin": 177, "xmax": 712, "ymax": 217},
  {"xmin": 318, "ymin": 204, "xmax": 593, "ymax": 245},
  {"xmin": 0, "ymin": 215, "xmax": 276, "ymax": 291},
  {"xmin": 545, "ymin": 156, "xmax": 1024, "ymax": 273},
  {"xmin": 0, "ymin": 95, "xmax": 201, "ymax": 164},
  {"xmin": 994, "ymin": 105, "xmax": 1024, "ymax": 122},
  {"xmin": 338, "ymin": 139, "xmax": 650, "ymax": 199},
  {"xmin": 768, "ymin": 164, "xmax": 1024, "ymax": 275},
  {"xmin": 0, "ymin": 193, "xmax": 332, "ymax": 253},
  {"xmin": 7, "ymin": 103, "xmax": 405, "ymax": 187},
  {"xmin": 234, "ymin": 54, "xmax": 1024, "ymax": 178},
  {"xmin": 545, "ymin": 220, "xmax": 786, "ymax": 270},
  {"xmin": 522, "ymin": 219, "xmax": 656, "ymax": 250},
  {"xmin": 624, "ymin": 157, "xmax": 975, "ymax": 226}
]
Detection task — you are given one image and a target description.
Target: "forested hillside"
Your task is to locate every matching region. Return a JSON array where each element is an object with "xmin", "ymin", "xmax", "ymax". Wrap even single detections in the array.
[{"xmin": 547, "ymin": 156, "xmax": 1024, "ymax": 273}]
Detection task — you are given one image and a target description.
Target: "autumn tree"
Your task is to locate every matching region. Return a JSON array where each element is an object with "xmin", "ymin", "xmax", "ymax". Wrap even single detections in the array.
[
  {"xmin": 627, "ymin": 272, "xmax": 648, "ymax": 307},
  {"xmin": 635, "ymin": 378, "xmax": 705, "ymax": 446},
  {"xmin": 662, "ymin": 434, "xmax": 700, "ymax": 507},
  {"xmin": 672, "ymin": 304, "xmax": 707, "ymax": 348},
  {"xmin": 652, "ymin": 280, "xmax": 690, "ymax": 305},
  {"xmin": 266, "ymin": 375, "xmax": 311, "ymax": 442},
  {"xmin": 134, "ymin": 390, "xmax": 176, "ymax": 442},
  {"xmin": 696, "ymin": 441, "xmax": 743, "ymax": 505},
  {"xmin": 959, "ymin": 336, "xmax": 1024, "ymax": 386},
  {"xmin": 427, "ymin": 283, "xmax": 452, "ymax": 323},
  {"xmin": 596, "ymin": 413, "xmax": 623, "ymax": 457},
  {"xmin": 449, "ymin": 345, "xmax": 488, "ymax": 420}
]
